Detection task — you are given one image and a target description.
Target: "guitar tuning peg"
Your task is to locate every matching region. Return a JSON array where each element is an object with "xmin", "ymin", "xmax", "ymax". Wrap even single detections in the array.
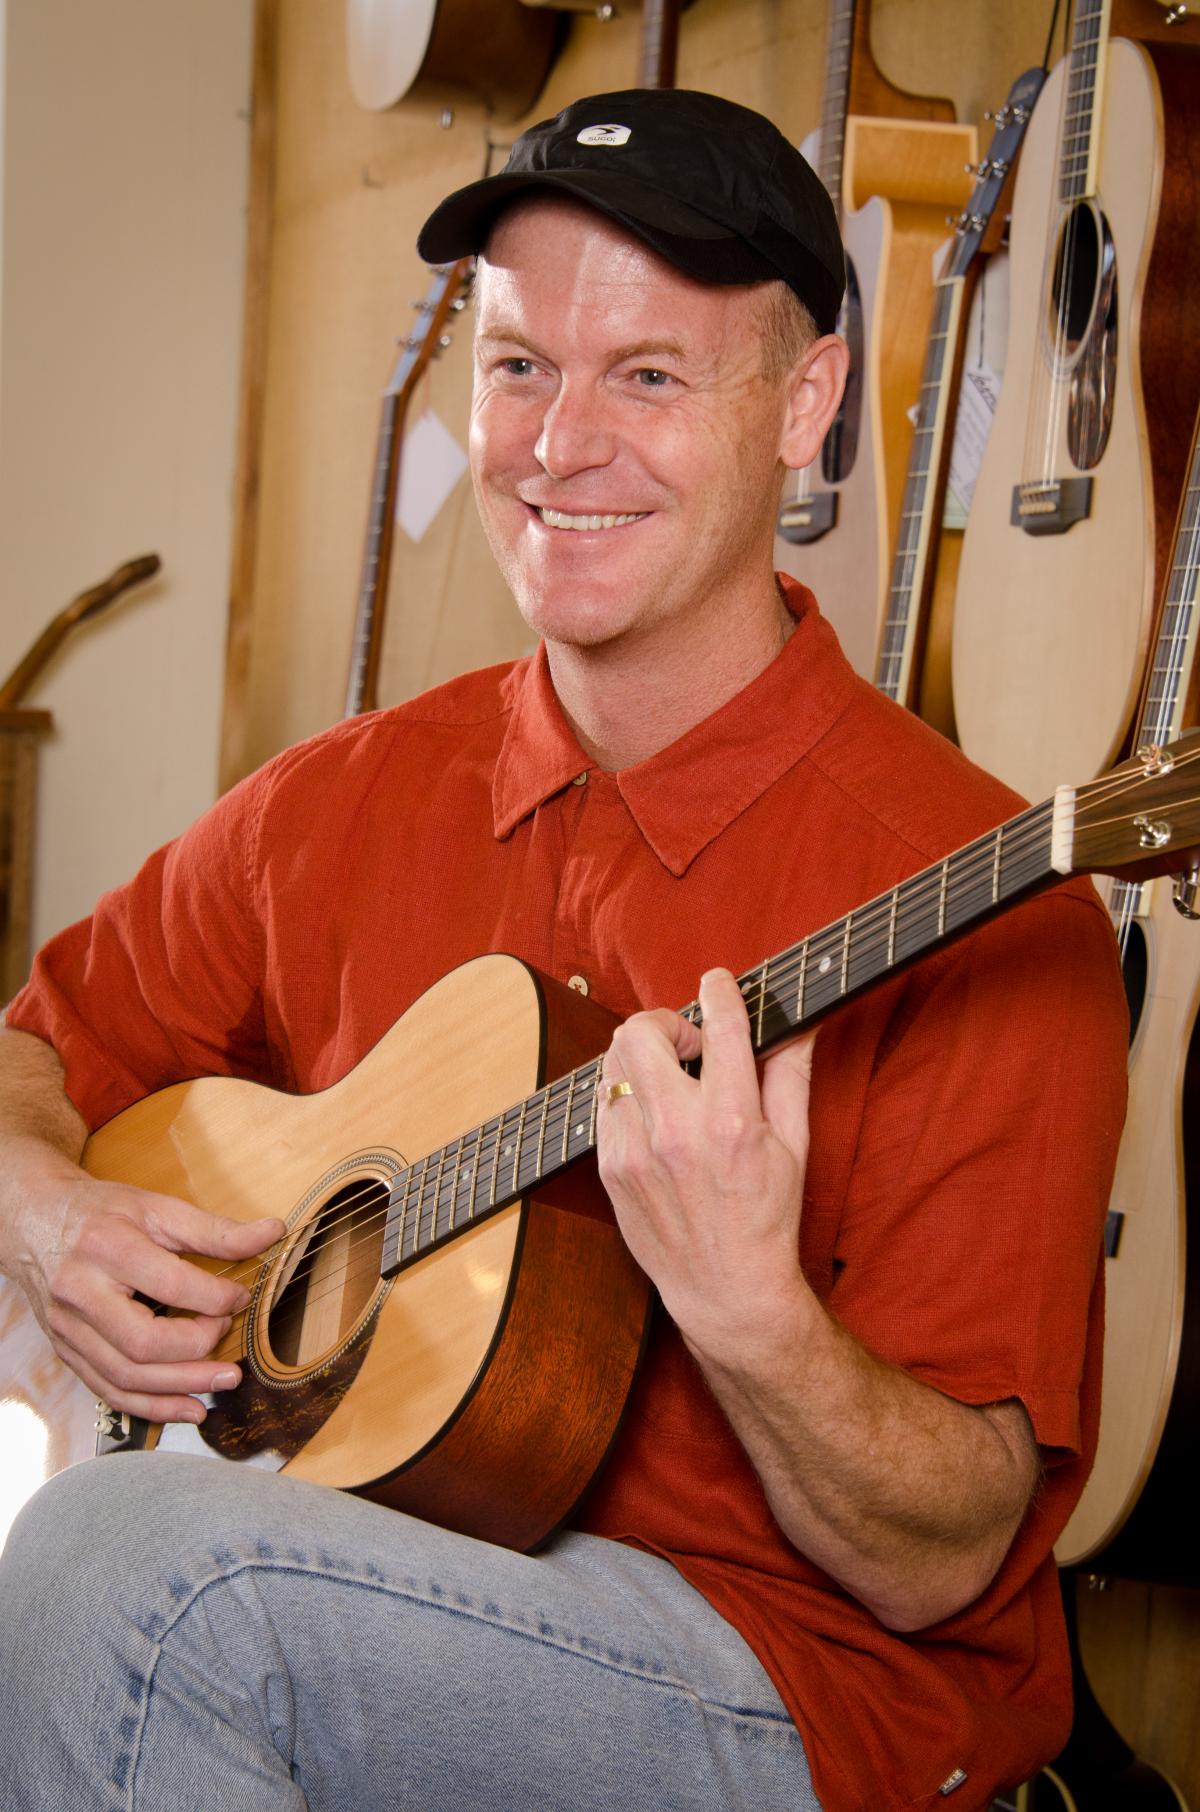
[
  {"xmin": 438, "ymin": 334, "xmax": 453, "ymax": 349},
  {"xmin": 449, "ymin": 297, "xmax": 469, "ymax": 312}
]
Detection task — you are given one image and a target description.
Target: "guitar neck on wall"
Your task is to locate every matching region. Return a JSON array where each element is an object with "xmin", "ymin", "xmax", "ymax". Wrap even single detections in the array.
[{"xmin": 343, "ymin": 260, "xmax": 473, "ymax": 718}]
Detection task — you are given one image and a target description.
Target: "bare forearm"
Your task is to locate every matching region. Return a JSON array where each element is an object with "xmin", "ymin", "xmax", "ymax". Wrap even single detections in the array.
[
  {"xmin": 0, "ymin": 1025, "xmax": 88, "ymax": 1163},
  {"xmin": 684, "ymin": 1280, "xmax": 1038, "ymax": 1631}
]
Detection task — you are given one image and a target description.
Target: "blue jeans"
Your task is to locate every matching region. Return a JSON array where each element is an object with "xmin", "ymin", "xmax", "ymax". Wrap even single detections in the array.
[{"xmin": 0, "ymin": 1453, "xmax": 820, "ymax": 1810}]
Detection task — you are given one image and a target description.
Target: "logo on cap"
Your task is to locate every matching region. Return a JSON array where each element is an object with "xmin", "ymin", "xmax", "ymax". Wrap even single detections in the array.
[{"xmin": 576, "ymin": 124, "xmax": 631, "ymax": 148}]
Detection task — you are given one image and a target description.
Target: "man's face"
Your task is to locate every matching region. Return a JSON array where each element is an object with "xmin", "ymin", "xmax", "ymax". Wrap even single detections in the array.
[{"xmin": 470, "ymin": 197, "xmax": 805, "ymax": 654}]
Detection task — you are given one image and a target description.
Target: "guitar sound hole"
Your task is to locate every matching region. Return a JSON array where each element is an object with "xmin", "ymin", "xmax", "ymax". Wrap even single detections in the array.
[
  {"xmin": 1048, "ymin": 202, "xmax": 1101, "ymax": 359},
  {"xmin": 267, "ymin": 1177, "xmax": 390, "ymax": 1369},
  {"xmin": 1120, "ymin": 919, "xmax": 1148, "ymax": 1048}
]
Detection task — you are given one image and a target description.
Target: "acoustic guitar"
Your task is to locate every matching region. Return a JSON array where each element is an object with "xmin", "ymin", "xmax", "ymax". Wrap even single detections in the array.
[
  {"xmin": 774, "ymin": 0, "xmax": 975, "ymax": 681},
  {"xmin": 80, "ymin": 735, "xmax": 1200, "ymax": 1554},
  {"xmin": 345, "ymin": 0, "xmax": 558, "ymax": 122},
  {"xmin": 951, "ymin": 2, "xmax": 1200, "ymax": 804},
  {"xmin": 872, "ymin": 70, "xmax": 1043, "ymax": 730},
  {"xmin": 1055, "ymin": 408, "xmax": 1200, "ymax": 1584},
  {"xmin": 344, "ymin": 262, "xmax": 474, "ymax": 717}
]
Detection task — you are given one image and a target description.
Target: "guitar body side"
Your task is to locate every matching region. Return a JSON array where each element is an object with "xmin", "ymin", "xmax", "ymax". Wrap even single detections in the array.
[
  {"xmin": 1057, "ymin": 882, "xmax": 1197, "ymax": 1573},
  {"xmin": 83, "ymin": 954, "xmax": 648, "ymax": 1552},
  {"xmin": 952, "ymin": 42, "xmax": 1200, "ymax": 802}
]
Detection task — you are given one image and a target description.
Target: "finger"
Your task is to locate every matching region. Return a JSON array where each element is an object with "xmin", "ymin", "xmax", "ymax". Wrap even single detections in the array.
[
  {"xmin": 74, "ymin": 1212, "xmax": 264, "ymax": 1319},
  {"xmin": 53, "ymin": 1324, "xmax": 244, "ymax": 1425},
  {"xmin": 760, "ymin": 1031, "xmax": 817, "ymax": 1164},
  {"xmin": 696, "ymin": 969, "xmax": 763, "ymax": 1113},
  {"xmin": 139, "ymin": 1196, "xmax": 285, "ymax": 1264}
]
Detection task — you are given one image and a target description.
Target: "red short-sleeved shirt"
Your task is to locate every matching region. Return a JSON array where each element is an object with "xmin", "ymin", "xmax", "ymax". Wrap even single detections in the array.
[{"xmin": 7, "ymin": 584, "xmax": 1128, "ymax": 1811}]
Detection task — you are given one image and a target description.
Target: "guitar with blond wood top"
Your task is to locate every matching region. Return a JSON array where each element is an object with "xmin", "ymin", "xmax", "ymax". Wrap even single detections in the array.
[
  {"xmin": 872, "ymin": 70, "xmax": 1043, "ymax": 729},
  {"xmin": 951, "ymin": 5, "xmax": 1200, "ymax": 803},
  {"xmin": 1057, "ymin": 408, "xmax": 1200, "ymax": 1582},
  {"xmin": 774, "ymin": 0, "xmax": 975, "ymax": 681},
  {"xmin": 79, "ymin": 738, "xmax": 1200, "ymax": 1553}
]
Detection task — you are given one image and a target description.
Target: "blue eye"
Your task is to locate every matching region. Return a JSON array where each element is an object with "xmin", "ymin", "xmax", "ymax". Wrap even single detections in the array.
[{"xmin": 636, "ymin": 368, "xmax": 671, "ymax": 387}]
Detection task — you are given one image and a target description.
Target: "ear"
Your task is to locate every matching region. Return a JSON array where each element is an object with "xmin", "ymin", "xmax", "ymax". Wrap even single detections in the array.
[{"xmin": 779, "ymin": 334, "xmax": 851, "ymax": 472}]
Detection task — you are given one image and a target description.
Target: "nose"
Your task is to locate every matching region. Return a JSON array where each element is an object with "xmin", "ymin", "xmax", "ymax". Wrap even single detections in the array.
[{"xmin": 534, "ymin": 379, "xmax": 616, "ymax": 479}]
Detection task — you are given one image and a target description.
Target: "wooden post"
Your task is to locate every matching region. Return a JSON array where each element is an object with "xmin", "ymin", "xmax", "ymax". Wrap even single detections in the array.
[{"xmin": 0, "ymin": 709, "xmax": 53, "ymax": 1004}]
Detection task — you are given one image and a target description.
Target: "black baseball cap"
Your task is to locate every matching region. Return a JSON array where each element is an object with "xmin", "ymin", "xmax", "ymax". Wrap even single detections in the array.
[{"xmin": 418, "ymin": 89, "xmax": 845, "ymax": 336}]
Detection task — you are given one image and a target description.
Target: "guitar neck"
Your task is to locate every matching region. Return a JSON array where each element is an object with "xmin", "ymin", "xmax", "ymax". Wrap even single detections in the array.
[
  {"xmin": 1059, "ymin": 0, "xmax": 1112, "ymax": 204},
  {"xmin": 345, "ymin": 390, "xmax": 405, "ymax": 717},
  {"xmin": 637, "ymin": 0, "xmax": 680, "ymax": 89},
  {"xmin": 874, "ymin": 275, "xmax": 968, "ymax": 707},
  {"xmin": 381, "ymin": 791, "xmax": 1068, "ymax": 1278},
  {"xmin": 816, "ymin": 0, "xmax": 857, "ymax": 216}
]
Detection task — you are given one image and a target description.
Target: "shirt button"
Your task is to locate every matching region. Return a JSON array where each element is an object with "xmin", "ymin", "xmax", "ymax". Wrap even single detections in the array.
[
  {"xmin": 571, "ymin": 771, "xmax": 588, "ymax": 786},
  {"xmin": 567, "ymin": 974, "xmax": 589, "ymax": 995}
]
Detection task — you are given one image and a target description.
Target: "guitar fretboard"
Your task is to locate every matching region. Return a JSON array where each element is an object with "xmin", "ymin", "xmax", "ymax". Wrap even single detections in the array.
[
  {"xmin": 380, "ymin": 797, "xmax": 1060, "ymax": 1279},
  {"xmin": 875, "ymin": 279, "xmax": 962, "ymax": 704},
  {"xmin": 816, "ymin": 0, "xmax": 856, "ymax": 219},
  {"xmin": 1058, "ymin": 0, "xmax": 1110, "ymax": 205}
]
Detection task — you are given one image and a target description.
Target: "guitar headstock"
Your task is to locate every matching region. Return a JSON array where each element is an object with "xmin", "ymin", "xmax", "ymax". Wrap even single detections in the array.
[
  {"xmin": 384, "ymin": 257, "xmax": 475, "ymax": 401},
  {"xmin": 944, "ymin": 66, "xmax": 1046, "ymax": 281},
  {"xmin": 1069, "ymin": 731, "xmax": 1200, "ymax": 877}
]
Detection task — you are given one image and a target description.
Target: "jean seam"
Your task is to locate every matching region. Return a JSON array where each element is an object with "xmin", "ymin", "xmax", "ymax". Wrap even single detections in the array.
[{"xmin": 137, "ymin": 1557, "xmax": 797, "ymax": 1734}]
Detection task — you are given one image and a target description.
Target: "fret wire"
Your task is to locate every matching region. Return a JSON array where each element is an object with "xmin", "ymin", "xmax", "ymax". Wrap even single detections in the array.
[
  {"xmin": 588, "ymin": 1061, "xmax": 600, "ymax": 1146},
  {"xmin": 488, "ymin": 1108, "xmax": 504, "ymax": 1209},
  {"xmin": 840, "ymin": 911, "xmax": 852, "ymax": 994},
  {"xmin": 561, "ymin": 1069, "xmax": 578, "ymax": 1165},
  {"xmin": 992, "ymin": 825, "xmax": 1003, "ymax": 904},
  {"xmin": 535, "ymin": 1084, "xmax": 552, "ymax": 1177},
  {"xmin": 938, "ymin": 859, "xmax": 949, "ymax": 936}
]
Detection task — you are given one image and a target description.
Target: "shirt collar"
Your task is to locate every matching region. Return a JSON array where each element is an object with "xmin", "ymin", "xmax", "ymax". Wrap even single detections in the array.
[{"xmin": 492, "ymin": 578, "xmax": 861, "ymax": 876}]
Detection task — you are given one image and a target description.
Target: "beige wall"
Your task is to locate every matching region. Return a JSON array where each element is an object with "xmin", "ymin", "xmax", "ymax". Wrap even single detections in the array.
[{"xmin": 0, "ymin": 0, "xmax": 253, "ymax": 953}]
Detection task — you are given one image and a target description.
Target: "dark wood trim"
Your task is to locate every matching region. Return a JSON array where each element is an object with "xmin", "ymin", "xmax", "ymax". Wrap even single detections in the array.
[{"xmin": 218, "ymin": 0, "xmax": 279, "ymax": 795}]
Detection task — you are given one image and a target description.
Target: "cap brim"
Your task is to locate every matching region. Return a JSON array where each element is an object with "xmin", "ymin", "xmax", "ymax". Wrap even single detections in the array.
[{"xmin": 421, "ymin": 168, "xmax": 775, "ymax": 279}]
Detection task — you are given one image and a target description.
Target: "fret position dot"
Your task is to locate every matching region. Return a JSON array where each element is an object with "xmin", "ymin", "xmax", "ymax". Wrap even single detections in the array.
[{"xmin": 818, "ymin": 956, "xmax": 833, "ymax": 975}]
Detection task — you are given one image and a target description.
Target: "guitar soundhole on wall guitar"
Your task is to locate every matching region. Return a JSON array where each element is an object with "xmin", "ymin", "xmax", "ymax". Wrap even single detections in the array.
[{"xmin": 1046, "ymin": 201, "xmax": 1118, "ymax": 470}]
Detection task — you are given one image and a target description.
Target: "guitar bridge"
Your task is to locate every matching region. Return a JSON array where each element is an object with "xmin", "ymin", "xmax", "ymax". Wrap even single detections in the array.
[
  {"xmin": 94, "ymin": 1401, "xmax": 149, "ymax": 1457},
  {"xmin": 777, "ymin": 491, "xmax": 838, "ymax": 545},
  {"xmin": 1010, "ymin": 478, "xmax": 1093, "ymax": 536}
]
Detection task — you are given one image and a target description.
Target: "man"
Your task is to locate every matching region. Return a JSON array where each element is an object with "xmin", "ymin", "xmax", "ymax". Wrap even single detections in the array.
[{"xmin": 0, "ymin": 90, "xmax": 1126, "ymax": 1810}]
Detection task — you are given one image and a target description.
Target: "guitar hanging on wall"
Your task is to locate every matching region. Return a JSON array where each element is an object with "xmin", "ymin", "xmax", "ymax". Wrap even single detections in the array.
[
  {"xmin": 344, "ymin": 262, "xmax": 474, "ymax": 717},
  {"xmin": 950, "ymin": 1, "xmax": 1200, "ymax": 804},
  {"xmin": 871, "ymin": 68, "xmax": 1043, "ymax": 731},
  {"xmin": 345, "ymin": 0, "xmax": 559, "ymax": 122},
  {"xmin": 774, "ymin": 0, "xmax": 976, "ymax": 682}
]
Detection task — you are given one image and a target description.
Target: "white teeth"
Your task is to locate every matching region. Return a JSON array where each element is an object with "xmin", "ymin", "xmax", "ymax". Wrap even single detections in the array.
[{"xmin": 537, "ymin": 508, "xmax": 647, "ymax": 531}]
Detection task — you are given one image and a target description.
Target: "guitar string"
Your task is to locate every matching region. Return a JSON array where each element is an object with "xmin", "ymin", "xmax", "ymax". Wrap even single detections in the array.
[
  {"xmin": 1025, "ymin": 5, "xmax": 1087, "ymax": 497},
  {"xmin": 185, "ymin": 755, "xmax": 1200, "ymax": 1348}
]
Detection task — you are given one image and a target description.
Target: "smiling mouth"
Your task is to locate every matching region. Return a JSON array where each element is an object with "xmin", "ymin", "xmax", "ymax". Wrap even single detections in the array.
[{"xmin": 536, "ymin": 507, "xmax": 649, "ymax": 531}]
